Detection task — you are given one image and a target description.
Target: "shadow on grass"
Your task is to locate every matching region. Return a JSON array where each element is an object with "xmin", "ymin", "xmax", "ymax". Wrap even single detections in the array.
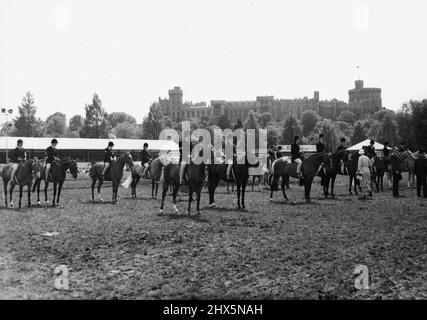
[
  {"xmin": 201, "ymin": 206, "xmax": 258, "ymax": 213},
  {"xmin": 77, "ymin": 199, "xmax": 116, "ymax": 205}
]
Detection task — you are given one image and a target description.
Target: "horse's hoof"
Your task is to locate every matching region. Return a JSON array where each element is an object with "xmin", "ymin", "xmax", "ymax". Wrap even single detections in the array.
[
  {"xmin": 197, "ymin": 211, "xmax": 202, "ymax": 215},
  {"xmin": 46, "ymin": 201, "xmax": 50, "ymax": 205},
  {"xmin": 37, "ymin": 201, "xmax": 41, "ymax": 205},
  {"xmin": 269, "ymin": 198, "xmax": 273, "ymax": 202},
  {"xmin": 209, "ymin": 203, "xmax": 216, "ymax": 208},
  {"xmin": 159, "ymin": 209, "xmax": 164, "ymax": 214}
]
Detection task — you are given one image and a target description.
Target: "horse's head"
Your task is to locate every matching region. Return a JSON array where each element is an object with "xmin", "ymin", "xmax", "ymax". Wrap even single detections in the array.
[
  {"xmin": 30, "ymin": 158, "xmax": 42, "ymax": 178},
  {"xmin": 69, "ymin": 159, "xmax": 78, "ymax": 179},
  {"xmin": 124, "ymin": 152, "xmax": 134, "ymax": 169}
]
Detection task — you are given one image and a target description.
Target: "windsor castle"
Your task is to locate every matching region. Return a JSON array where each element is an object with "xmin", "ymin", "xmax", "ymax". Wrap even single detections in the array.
[{"xmin": 158, "ymin": 80, "xmax": 382, "ymax": 123}]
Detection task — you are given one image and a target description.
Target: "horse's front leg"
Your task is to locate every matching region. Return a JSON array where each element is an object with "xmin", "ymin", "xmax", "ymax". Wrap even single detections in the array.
[
  {"xmin": 159, "ymin": 181, "xmax": 168, "ymax": 213},
  {"xmin": 18, "ymin": 185, "xmax": 23, "ymax": 208},
  {"xmin": 9, "ymin": 183, "xmax": 14, "ymax": 206},
  {"xmin": 52, "ymin": 182, "xmax": 57, "ymax": 206},
  {"xmin": 27, "ymin": 184, "xmax": 31, "ymax": 207},
  {"xmin": 187, "ymin": 184, "xmax": 193, "ymax": 214},
  {"xmin": 44, "ymin": 181, "xmax": 49, "ymax": 204},
  {"xmin": 241, "ymin": 180, "xmax": 247, "ymax": 209},
  {"xmin": 91, "ymin": 178, "xmax": 96, "ymax": 201},
  {"xmin": 208, "ymin": 180, "xmax": 217, "ymax": 206},
  {"xmin": 97, "ymin": 179, "xmax": 103, "ymax": 201},
  {"xmin": 196, "ymin": 186, "xmax": 202, "ymax": 215},
  {"xmin": 3, "ymin": 180, "xmax": 8, "ymax": 207},
  {"xmin": 36, "ymin": 179, "xmax": 41, "ymax": 204},
  {"xmin": 57, "ymin": 181, "xmax": 63, "ymax": 205},
  {"xmin": 331, "ymin": 175, "xmax": 336, "ymax": 198},
  {"xmin": 236, "ymin": 181, "xmax": 241, "ymax": 209},
  {"xmin": 172, "ymin": 183, "xmax": 179, "ymax": 213},
  {"xmin": 305, "ymin": 179, "xmax": 313, "ymax": 203},
  {"xmin": 112, "ymin": 181, "xmax": 116, "ymax": 203}
]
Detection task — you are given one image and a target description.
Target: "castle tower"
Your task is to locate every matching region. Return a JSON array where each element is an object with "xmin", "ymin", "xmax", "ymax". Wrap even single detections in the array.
[
  {"xmin": 348, "ymin": 80, "xmax": 382, "ymax": 118},
  {"xmin": 168, "ymin": 87, "xmax": 183, "ymax": 120}
]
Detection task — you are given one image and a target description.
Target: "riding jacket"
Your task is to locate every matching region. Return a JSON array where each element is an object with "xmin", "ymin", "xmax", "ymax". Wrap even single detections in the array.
[
  {"xmin": 140, "ymin": 149, "xmax": 152, "ymax": 165},
  {"xmin": 104, "ymin": 147, "xmax": 114, "ymax": 163},
  {"xmin": 382, "ymin": 147, "xmax": 390, "ymax": 158},
  {"xmin": 316, "ymin": 141, "xmax": 326, "ymax": 153},
  {"xmin": 290, "ymin": 143, "xmax": 300, "ymax": 161},
  {"xmin": 12, "ymin": 147, "xmax": 26, "ymax": 163},
  {"xmin": 46, "ymin": 146, "xmax": 58, "ymax": 164}
]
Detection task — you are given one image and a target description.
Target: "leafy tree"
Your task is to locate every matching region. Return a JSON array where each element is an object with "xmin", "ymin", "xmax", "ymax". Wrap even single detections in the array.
[
  {"xmin": 301, "ymin": 110, "xmax": 318, "ymax": 136},
  {"xmin": 244, "ymin": 110, "xmax": 259, "ymax": 130},
  {"xmin": 233, "ymin": 119, "xmax": 243, "ymax": 130},
  {"xmin": 115, "ymin": 121, "xmax": 134, "ymax": 138},
  {"xmin": 258, "ymin": 112, "xmax": 272, "ymax": 128},
  {"xmin": 266, "ymin": 124, "xmax": 281, "ymax": 147},
  {"xmin": 396, "ymin": 103, "xmax": 416, "ymax": 149},
  {"xmin": 313, "ymin": 119, "xmax": 338, "ymax": 152},
  {"xmin": 108, "ymin": 112, "xmax": 136, "ymax": 128},
  {"xmin": 13, "ymin": 91, "xmax": 45, "ymax": 137},
  {"xmin": 367, "ymin": 120, "xmax": 382, "ymax": 141},
  {"xmin": 79, "ymin": 93, "xmax": 110, "ymax": 138},
  {"xmin": 377, "ymin": 114, "xmax": 399, "ymax": 145},
  {"xmin": 338, "ymin": 110, "xmax": 356, "ymax": 124},
  {"xmin": 142, "ymin": 102, "xmax": 163, "ymax": 139},
  {"xmin": 69, "ymin": 115, "xmax": 84, "ymax": 132},
  {"xmin": 411, "ymin": 99, "xmax": 427, "ymax": 150},
  {"xmin": 334, "ymin": 121, "xmax": 354, "ymax": 139},
  {"xmin": 46, "ymin": 112, "xmax": 66, "ymax": 136},
  {"xmin": 216, "ymin": 114, "xmax": 231, "ymax": 130},
  {"xmin": 352, "ymin": 120, "xmax": 367, "ymax": 144},
  {"xmin": 63, "ymin": 129, "xmax": 80, "ymax": 138},
  {"xmin": 373, "ymin": 109, "xmax": 395, "ymax": 122},
  {"xmin": 281, "ymin": 116, "xmax": 301, "ymax": 144}
]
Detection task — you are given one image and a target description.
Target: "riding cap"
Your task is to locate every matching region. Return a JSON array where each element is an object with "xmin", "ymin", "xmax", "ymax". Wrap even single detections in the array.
[
  {"xmin": 51, "ymin": 139, "xmax": 58, "ymax": 144},
  {"xmin": 108, "ymin": 141, "xmax": 114, "ymax": 147},
  {"xmin": 143, "ymin": 143, "xmax": 148, "ymax": 147},
  {"xmin": 294, "ymin": 136, "xmax": 299, "ymax": 141},
  {"xmin": 17, "ymin": 139, "xmax": 23, "ymax": 145}
]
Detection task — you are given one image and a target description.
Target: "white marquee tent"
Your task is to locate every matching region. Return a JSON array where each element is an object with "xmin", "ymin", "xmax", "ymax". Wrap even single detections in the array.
[{"xmin": 347, "ymin": 139, "xmax": 392, "ymax": 152}]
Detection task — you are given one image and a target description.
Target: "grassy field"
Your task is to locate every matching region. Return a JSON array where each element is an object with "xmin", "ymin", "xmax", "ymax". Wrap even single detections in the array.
[{"xmin": 0, "ymin": 174, "xmax": 426, "ymax": 299}]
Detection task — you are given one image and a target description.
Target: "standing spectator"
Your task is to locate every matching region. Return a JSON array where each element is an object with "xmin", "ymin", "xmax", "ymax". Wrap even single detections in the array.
[
  {"xmin": 415, "ymin": 149, "xmax": 427, "ymax": 198},
  {"xmin": 390, "ymin": 147, "xmax": 403, "ymax": 197},
  {"xmin": 357, "ymin": 148, "xmax": 372, "ymax": 200}
]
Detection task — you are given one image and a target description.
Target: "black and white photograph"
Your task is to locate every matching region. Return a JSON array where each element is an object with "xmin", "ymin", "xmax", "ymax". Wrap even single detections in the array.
[{"xmin": 0, "ymin": 0, "xmax": 426, "ymax": 309}]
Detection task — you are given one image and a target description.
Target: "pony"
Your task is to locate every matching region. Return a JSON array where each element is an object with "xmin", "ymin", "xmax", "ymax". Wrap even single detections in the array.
[
  {"xmin": 89, "ymin": 153, "xmax": 134, "ymax": 203},
  {"xmin": 32, "ymin": 158, "xmax": 78, "ymax": 206},
  {"xmin": 321, "ymin": 150, "xmax": 347, "ymax": 198},
  {"xmin": 343, "ymin": 151, "xmax": 361, "ymax": 195},
  {"xmin": 1, "ymin": 158, "xmax": 41, "ymax": 208},
  {"xmin": 128, "ymin": 157, "xmax": 164, "ymax": 198},
  {"xmin": 269, "ymin": 152, "xmax": 329, "ymax": 203},
  {"xmin": 401, "ymin": 150, "xmax": 418, "ymax": 188},
  {"xmin": 371, "ymin": 156, "xmax": 388, "ymax": 192},
  {"xmin": 159, "ymin": 162, "xmax": 206, "ymax": 215},
  {"xmin": 207, "ymin": 154, "xmax": 258, "ymax": 209}
]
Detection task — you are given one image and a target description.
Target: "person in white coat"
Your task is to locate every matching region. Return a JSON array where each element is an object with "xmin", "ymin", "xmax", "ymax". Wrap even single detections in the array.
[{"xmin": 357, "ymin": 148, "xmax": 373, "ymax": 199}]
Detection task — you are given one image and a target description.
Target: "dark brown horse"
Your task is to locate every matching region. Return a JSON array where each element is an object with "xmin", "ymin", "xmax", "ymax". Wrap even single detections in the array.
[
  {"xmin": 159, "ymin": 162, "xmax": 206, "ymax": 215},
  {"xmin": 321, "ymin": 150, "xmax": 347, "ymax": 198},
  {"xmin": 270, "ymin": 152, "xmax": 329, "ymax": 203},
  {"xmin": 128, "ymin": 157, "xmax": 163, "ymax": 198},
  {"xmin": 32, "ymin": 158, "xmax": 78, "ymax": 206},
  {"xmin": 89, "ymin": 153, "xmax": 133, "ymax": 203},
  {"xmin": 1, "ymin": 158, "xmax": 41, "ymax": 208},
  {"xmin": 208, "ymin": 154, "xmax": 258, "ymax": 209},
  {"xmin": 343, "ymin": 151, "xmax": 361, "ymax": 195},
  {"xmin": 371, "ymin": 156, "xmax": 388, "ymax": 192}
]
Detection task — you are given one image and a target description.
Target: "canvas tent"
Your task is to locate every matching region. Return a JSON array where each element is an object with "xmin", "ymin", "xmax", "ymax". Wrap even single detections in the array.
[{"xmin": 347, "ymin": 139, "xmax": 392, "ymax": 153}]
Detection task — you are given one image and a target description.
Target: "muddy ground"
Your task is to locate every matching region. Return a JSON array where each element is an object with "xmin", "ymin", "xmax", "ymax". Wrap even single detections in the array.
[{"xmin": 0, "ymin": 174, "xmax": 426, "ymax": 299}]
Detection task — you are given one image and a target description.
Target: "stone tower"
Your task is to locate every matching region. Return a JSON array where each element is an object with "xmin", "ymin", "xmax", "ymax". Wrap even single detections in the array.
[{"xmin": 348, "ymin": 80, "xmax": 382, "ymax": 118}]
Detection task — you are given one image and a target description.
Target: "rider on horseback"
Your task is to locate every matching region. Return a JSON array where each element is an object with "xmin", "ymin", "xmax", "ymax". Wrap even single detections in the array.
[
  {"xmin": 336, "ymin": 137, "xmax": 347, "ymax": 174},
  {"xmin": 46, "ymin": 139, "xmax": 59, "ymax": 182},
  {"xmin": 366, "ymin": 139, "xmax": 377, "ymax": 174},
  {"xmin": 101, "ymin": 141, "xmax": 115, "ymax": 179},
  {"xmin": 9, "ymin": 139, "xmax": 27, "ymax": 186},
  {"xmin": 316, "ymin": 134, "xmax": 327, "ymax": 179},
  {"xmin": 291, "ymin": 136, "xmax": 304, "ymax": 184},
  {"xmin": 141, "ymin": 142, "xmax": 152, "ymax": 178},
  {"xmin": 382, "ymin": 141, "xmax": 390, "ymax": 158}
]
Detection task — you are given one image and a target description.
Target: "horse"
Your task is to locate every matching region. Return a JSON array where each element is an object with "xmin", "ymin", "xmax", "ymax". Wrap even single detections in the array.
[
  {"xmin": 321, "ymin": 150, "xmax": 347, "ymax": 198},
  {"xmin": 32, "ymin": 158, "xmax": 78, "ymax": 206},
  {"xmin": 250, "ymin": 161, "xmax": 269, "ymax": 191},
  {"xmin": 371, "ymin": 156, "xmax": 388, "ymax": 192},
  {"xmin": 159, "ymin": 162, "xmax": 206, "ymax": 215},
  {"xmin": 207, "ymin": 154, "xmax": 258, "ymax": 209},
  {"xmin": 343, "ymin": 151, "xmax": 361, "ymax": 195},
  {"xmin": 401, "ymin": 150, "xmax": 417, "ymax": 188},
  {"xmin": 1, "ymin": 158, "xmax": 41, "ymax": 208},
  {"xmin": 269, "ymin": 152, "xmax": 329, "ymax": 203},
  {"xmin": 89, "ymin": 153, "xmax": 134, "ymax": 203},
  {"xmin": 129, "ymin": 157, "xmax": 164, "ymax": 198}
]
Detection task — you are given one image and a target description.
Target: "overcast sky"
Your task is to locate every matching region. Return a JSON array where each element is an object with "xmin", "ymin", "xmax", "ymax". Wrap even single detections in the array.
[{"xmin": 1, "ymin": 0, "xmax": 426, "ymax": 122}]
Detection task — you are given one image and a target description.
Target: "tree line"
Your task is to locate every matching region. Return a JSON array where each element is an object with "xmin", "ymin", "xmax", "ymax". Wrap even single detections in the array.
[{"xmin": 2, "ymin": 92, "xmax": 427, "ymax": 151}]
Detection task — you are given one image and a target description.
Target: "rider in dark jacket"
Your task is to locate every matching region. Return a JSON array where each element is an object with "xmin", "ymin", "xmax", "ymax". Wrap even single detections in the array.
[
  {"xmin": 9, "ymin": 139, "xmax": 26, "ymax": 186},
  {"xmin": 141, "ymin": 142, "xmax": 152, "ymax": 178},
  {"xmin": 102, "ymin": 141, "xmax": 115, "ymax": 178},
  {"xmin": 46, "ymin": 139, "xmax": 59, "ymax": 181},
  {"xmin": 291, "ymin": 136, "xmax": 302, "ymax": 178}
]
